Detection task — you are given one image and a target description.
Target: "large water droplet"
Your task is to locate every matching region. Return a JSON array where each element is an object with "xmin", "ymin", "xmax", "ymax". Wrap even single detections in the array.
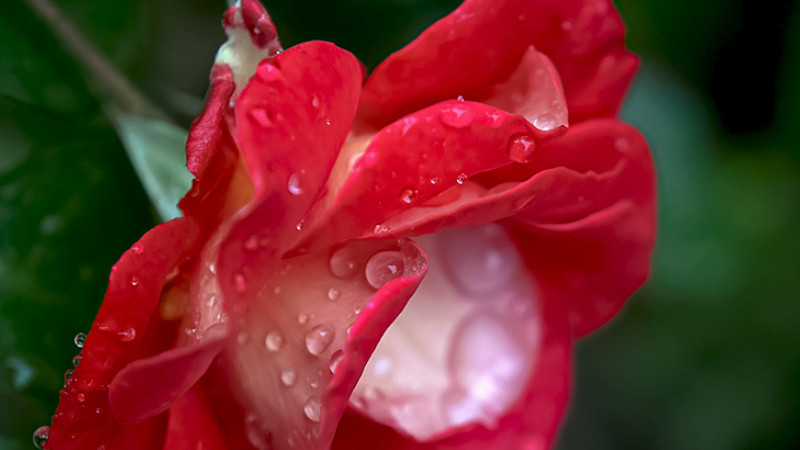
[
  {"xmin": 303, "ymin": 397, "xmax": 321, "ymax": 422},
  {"xmin": 288, "ymin": 173, "xmax": 303, "ymax": 195},
  {"xmin": 532, "ymin": 113, "xmax": 558, "ymax": 131},
  {"xmin": 73, "ymin": 332, "xmax": 86, "ymax": 349},
  {"xmin": 32, "ymin": 425, "xmax": 49, "ymax": 449},
  {"xmin": 508, "ymin": 133, "xmax": 536, "ymax": 163},
  {"xmin": 400, "ymin": 187, "xmax": 418, "ymax": 204},
  {"xmin": 305, "ymin": 324, "xmax": 335, "ymax": 355},
  {"xmin": 280, "ymin": 369, "xmax": 297, "ymax": 386},
  {"xmin": 264, "ymin": 331, "xmax": 284, "ymax": 352},
  {"xmin": 365, "ymin": 251, "xmax": 405, "ymax": 289},
  {"xmin": 329, "ymin": 247, "xmax": 358, "ymax": 278}
]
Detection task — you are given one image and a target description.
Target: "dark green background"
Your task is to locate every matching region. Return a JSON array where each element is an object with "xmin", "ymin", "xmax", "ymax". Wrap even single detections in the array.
[{"xmin": 1, "ymin": 0, "xmax": 799, "ymax": 448}]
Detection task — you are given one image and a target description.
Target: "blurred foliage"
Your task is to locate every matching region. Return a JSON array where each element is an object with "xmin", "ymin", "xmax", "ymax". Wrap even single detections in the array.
[{"xmin": 1, "ymin": 0, "xmax": 799, "ymax": 449}]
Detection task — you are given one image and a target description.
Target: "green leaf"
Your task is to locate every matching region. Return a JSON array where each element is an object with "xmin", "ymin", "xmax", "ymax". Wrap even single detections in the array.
[{"xmin": 115, "ymin": 116, "xmax": 193, "ymax": 222}]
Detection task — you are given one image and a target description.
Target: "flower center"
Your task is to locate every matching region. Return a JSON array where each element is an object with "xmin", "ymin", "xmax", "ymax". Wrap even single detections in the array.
[{"xmin": 349, "ymin": 223, "xmax": 541, "ymax": 441}]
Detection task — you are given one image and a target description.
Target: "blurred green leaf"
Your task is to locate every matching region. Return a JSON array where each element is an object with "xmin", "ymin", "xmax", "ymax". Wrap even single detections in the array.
[{"xmin": 115, "ymin": 116, "xmax": 192, "ymax": 222}]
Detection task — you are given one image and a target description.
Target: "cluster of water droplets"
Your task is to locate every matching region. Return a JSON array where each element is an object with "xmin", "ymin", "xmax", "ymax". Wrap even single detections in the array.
[{"xmin": 349, "ymin": 223, "xmax": 541, "ymax": 441}]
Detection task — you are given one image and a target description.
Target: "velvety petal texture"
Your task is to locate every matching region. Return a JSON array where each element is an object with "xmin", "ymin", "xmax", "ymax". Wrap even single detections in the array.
[{"xmin": 47, "ymin": 0, "xmax": 654, "ymax": 449}]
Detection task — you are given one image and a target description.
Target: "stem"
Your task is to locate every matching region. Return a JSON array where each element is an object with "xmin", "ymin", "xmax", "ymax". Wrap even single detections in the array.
[{"xmin": 24, "ymin": 0, "xmax": 169, "ymax": 122}]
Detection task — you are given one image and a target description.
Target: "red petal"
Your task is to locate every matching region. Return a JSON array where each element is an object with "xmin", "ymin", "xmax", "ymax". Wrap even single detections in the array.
[
  {"xmin": 217, "ymin": 40, "xmax": 364, "ymax": 313},
  {"xmin": 299, "ymin": 100, "xmax": 556, "ymax": 251},
  {"xmin": 331, "ymin": 255, "xmax": 572, "ymax": 449},
  {"xmin": 162, "ymin": 384, "xmax": 233, "ymax": 450},
  {"xmin": 215, "ymin": 239, "xmax": 427, "ymax": 450},
  {"xmin": 512, "ymin": 119, "xmax": 656, "ymax": 336},
  {"xmin": 185, "ymin": 64, "xmax": 235, "ymax": 177},
  {"xmin": 48, "ymin": 218, "xmax": 201, "ymax": 449},
  {"xmin": 358, "ymin": 0, "xmax": 635, "ymax": 128}
]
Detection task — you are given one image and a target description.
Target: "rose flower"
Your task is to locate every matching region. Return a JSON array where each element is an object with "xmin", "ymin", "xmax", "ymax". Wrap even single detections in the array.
[{"xmin": 44, "ymin": 0, "xmax": 655, "ymax": 448}]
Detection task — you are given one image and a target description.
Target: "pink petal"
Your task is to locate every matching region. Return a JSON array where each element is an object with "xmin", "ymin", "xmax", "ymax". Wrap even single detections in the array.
[
  {"xmin": 358, "ymin": 0, "xmax": 635, "ymax": 128},
  {"xmin": 331, "ymin": 242, "xmax": 572, "ymax": 449},
  {"xmin": 48, "ymin": 218, "xmax": 201, "ymax": 449},
  {"xmin": 162, "ymin": 383, "xmax": 235, "ymax": 450},
  {"xmin": 215, "ymin": 239, "xmax": 428, "ymax": 450},
  {"xmin": 185, "ymin": 64, "xmax": 235, "ymax": 178}
]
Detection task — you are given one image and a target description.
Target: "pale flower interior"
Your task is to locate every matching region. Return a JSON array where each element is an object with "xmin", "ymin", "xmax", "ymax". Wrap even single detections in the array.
[{"xmin": 350, "ymin": 223, "xmax": 542, "ymax": 441}]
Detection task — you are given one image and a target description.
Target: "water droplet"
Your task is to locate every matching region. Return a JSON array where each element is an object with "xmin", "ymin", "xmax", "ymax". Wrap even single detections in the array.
[
  {"xmin": 440, "ymin": 104, "xmax": 475, "ymax": 128},
  {"xmin": 74, "ymin": 332, "xmax": 86, "ymax": 348},
  {"xmin": 264, "ymin": 331, "xmax": 284, "ymax": 351},
  {"xmin": 456, "ymin": 173, "xmax": 468, "ymax": 185},
  {"xmin": 327, "ymin": 287, "xmax": 340, "ymax": 301},
  {"xmin": 244, "ymin": 235, "xmax": 259, "ymax": 250},
  {"xmin": 400, "ymin": 187, "xmax": 418, "ymax": 204},
  {"xmin": 288, "ymin": 173, "xmax": 303, "ymax": 195},
  {"xmin": 72, "ymin": 355, "xmax": 82, "ymax": 367},
  {"xmin": 64, "ymin": 369, "xmax": 74, "ymax": 383},
  {"xmin": 325, "ymin": 119, "xmax": 332, "ymax": 126},
  {"xmin": 365, "ymin": 251, "xmax": 405, "ymax": 289},
  {"xmin": 206, "ymin": 294, "xmax": 218, "ymax": 307},
  {"xmin": 235, "ymin": 273, "xmax": 246, "ymax": 293},
  {"xmin": 532, "ymin": 113, "xmax": 558, "ymax": 131},
  {"xmin": 131, "ymin": 244, "xmax": 143, "ymax": 255},
  {"xmin": 456, "ymin": 95, "xmax": 465, "ymax": 101},
  {"xmin": 260, "ymin": 63, "xmax": 281, "ymax": 81},
  {"xmin": 77, "ymin": 392, "xmax": 86, "ymax": 403},
  {"xmin": 305, "ymin": 324, "xmax": 335, "ymax": 355},
  {"xmin": 280, "ymin": 369, "xmax": 297, "ymax": 386},
  {"xmin": 130, "ymin": 276, "xmax": 140, "ymax": 286},
  {"xmin": 311, "ymin": 94, "xmax": 320, "ymax": 109},
  {"xmin": 429, "ymin": 177, "xmax": 441, "ymax": 185},
  {"xmin": 250, "ymin": 108, "xmax": 273, "ymax": 127},
  {"xmin": 117, "ymin": 328, "xmax": 136, "ymax": 342},
  {"xmin": 329, "ymin": 350, "xmax": 344, "ymax": 373},
  {"xmin": 329, "ymin": 247, "xmax": 358, "ymax": 278},
  {"xmin": 614, "ymin": 137, "xmax": 630, "ymax": 152},
  {"xmin": 297, "ymin": 313, "xmax": 309, "ymax": 325},
  {"xmin": 295, "ymin": 220, "xmax": 304, "ymax": 231},
  {"xmin": 32, "ymin": 425, "xmax": 50, "ymax": 449},
  {"xmin": 508, "ymin": 133, "xmax": 536, "ymax": 163},
  {"xmin": 303, "ymin": 397, "xmax": 321, "ymax": 422}
]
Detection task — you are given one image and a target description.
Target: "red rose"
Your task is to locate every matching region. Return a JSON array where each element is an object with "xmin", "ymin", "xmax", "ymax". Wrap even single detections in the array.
[{"xmin": 46, "ymin": 0, "xmax": 655, "ymax": 448}]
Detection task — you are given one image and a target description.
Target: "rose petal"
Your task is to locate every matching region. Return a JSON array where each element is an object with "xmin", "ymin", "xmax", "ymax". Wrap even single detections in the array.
[
  {"xmin": 216, "ymin": 239, "xmax": 427, "ymax": 450},
  {"xmin": 331, "ymin": 244, "xmax": 572, "ymax": 449},
  {"xmin": 48, "ymin": 218, "xmax": 201, "ymax": 449},
  {"xmin": 358, "ymin": 0, "xmax": 635, "ymax": 128},
  {"xmin": 162, "ymin": 384, "xmax": 233, "ymax": 450},
  {"xmin": 298, "ymin": 100, "xmax": 554, "ymax": 252},
  {"xmin": 511, "ymin": 120, "xmax": 656, "ymax": 336},
  {"xmin": 185, "ymin": 65, "xmax": 235, "ymax": 178}
]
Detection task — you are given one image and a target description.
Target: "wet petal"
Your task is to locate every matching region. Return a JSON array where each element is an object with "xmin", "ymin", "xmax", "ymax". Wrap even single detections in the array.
[
  {"xmin": 298, "ymin": 101, "xmax": 556, "ymax": 251},
  {"xmin": 48, "ymin": 218, "xmax": 201, "ymax": 449},
  {"xmin": 216, "ymin": 239, "xmax": 427, "ymax": 450},
  {"xmin": 359, "ymin": 0, "xmax": 636, "ymax": 128}
]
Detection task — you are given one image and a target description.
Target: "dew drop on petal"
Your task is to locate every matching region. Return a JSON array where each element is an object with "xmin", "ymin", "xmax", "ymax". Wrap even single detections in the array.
[
  {"xmin": 440, "ymin": 104, "xmax": 475, "ymax": 128},
  {"xmin": 264, "ymin": 331, "xmax": 284, "ymax": 352},
  {"xmin": 131, "ymin": 244, "xmax": 143, "ymax": 255},
  {"xmin": 244, "ymin": 235, "xmax": 259, "ymax": 250},
  {"xmin": 297, "ymin": 313, "xmax": 309, "ymax": 325},
  {"xmin": 303, "ymin": 397, "xmax": 321, "ymax": 422},
  {"xmin": 73, "ymin": 332, "xmax": 86, "ymax": 349},
  {"xmin": 32, "ymin": 425, "xmax": 49, "ymax": 449},
  {"xmin": 456, "ymin": 173, "xmax": 468, "ymax": 185},
  {"xmin": 329, "ymin": 349, "xmax": 344, "ymax": 373},
  {"xmin": 288, "ymin": 173, "xmax": 303, "ymax": 195},
  {"xmin": 130, "ymin": 276, "xmax": 140, "ymax": 286},
  {"xmin": 507, "ymin": 133, "xmax": 536, "ymax": 163},
  {"xmin": 305, "ymin": 324, "xmax": 335, "ymax": 355},
  {"xmin": 532, "ymin": 113, "xmax": 558, "ymax": 131},
  {"xmin": 117, "ymin": 328, "xmax": 136, "ymax": 342},
  {"xmin": 329, "ymin": 247, "xmax": 358, "ymax": 278},
  {"xmin": 327, "ymin": 287, "xmax": 340, "ymax": 301},
  {"xmin": 76, "ymin": 392, "xmax": 86, "ymax": 403},
  {"xmin": 235, "ymin": 273, "xmax": 246, "ymax": 293},
  {"xmin": 280, "ymin": 369, "xmax": 297, "ymax": 386},
  {"xmin": 72, "ymin": 355, "xmax": 82, "ymax": 367},
  {"xmin": 400, "ymin": 188, "xmax": 417, "ymax": 205},
  {"xmin": 365, "ymin": 251, "xmax": 405, "ymax": 289}
]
